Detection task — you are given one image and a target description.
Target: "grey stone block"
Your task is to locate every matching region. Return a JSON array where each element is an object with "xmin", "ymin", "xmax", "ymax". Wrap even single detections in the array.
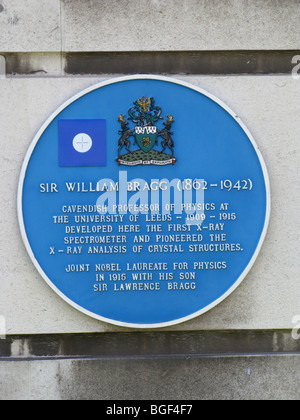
[
  {"xmin": 1, "ymin": 1, "xmax": 299, "ymax": 54},
  {"xmin": 53, "ymin": 355, "xmax": 300, "ymax": 400},
  {"xmin": 0, "ymin": 362, "xmax": 30, "ymax": 400},
  {"xmin": 0, "ymin": 0, "xmax": 61, "ymax": 52},
  {"xmin": 1, "ymin": 355, "xmax": 300, "ymax": 400},
  {"xmin": 62, "ymin": 0, "xmax": 300, "ymax": 52}
]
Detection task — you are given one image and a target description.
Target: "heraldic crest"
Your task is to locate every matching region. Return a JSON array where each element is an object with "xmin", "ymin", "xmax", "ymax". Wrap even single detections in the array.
[{"xmin": 117, "ymin": 97, "xmax": 177, "ymax": 166}]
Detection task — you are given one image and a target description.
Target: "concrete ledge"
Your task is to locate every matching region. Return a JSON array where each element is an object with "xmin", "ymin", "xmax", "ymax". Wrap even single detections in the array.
[
  {"xmin": 0, "ymin": 330, "xmax": 299, "ymax": 360},
  {"xmin": 64, "ymin": 50, "xmax": 298, "ymax": 76},
  {"xmin": 2, "ymin": 51, "xmax": 298, "ymax": 77},
  {"xmin": 0, "ymin": 354, "xmax": 299, "ymax": 399}
]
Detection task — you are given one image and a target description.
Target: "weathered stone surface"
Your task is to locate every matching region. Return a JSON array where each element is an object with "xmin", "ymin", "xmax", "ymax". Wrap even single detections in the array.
[
  {"xmin": 0, "ymin": 0, "xmax": 61, "ymax": 52},
  {"xmin": 0, "ymin": 0, "xmax": 299, "ymax": 53},
  {"xmin": 1, "ymin": 355, "xmax": 300, "ymax": 400},
  {"xmin": 61, "ymin": 0, "xmax": 300, "ymax": 52}
]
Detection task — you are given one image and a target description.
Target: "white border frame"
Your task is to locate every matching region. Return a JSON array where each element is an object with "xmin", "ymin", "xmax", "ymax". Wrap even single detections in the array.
[{"xmin": 17, "ymin": 75, "xmax": 271, "ymax": 329}]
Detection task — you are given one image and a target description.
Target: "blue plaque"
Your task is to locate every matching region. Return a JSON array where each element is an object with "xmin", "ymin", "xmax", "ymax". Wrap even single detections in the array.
[{"xmin": 18, "ymin": 76, "xmax": 270, "ymax": 328}]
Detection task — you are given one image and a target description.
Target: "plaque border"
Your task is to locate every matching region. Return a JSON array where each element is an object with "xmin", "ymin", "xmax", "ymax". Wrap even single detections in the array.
[{"xmin": 17, "ymin": 75, "xmax": 271, "ymax": 329}]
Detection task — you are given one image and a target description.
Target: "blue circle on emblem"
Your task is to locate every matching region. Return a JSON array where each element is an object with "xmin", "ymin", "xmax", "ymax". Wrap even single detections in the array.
[{"xmin": 18, "ymin": 76, "xmax": 270, "ymax": 328}]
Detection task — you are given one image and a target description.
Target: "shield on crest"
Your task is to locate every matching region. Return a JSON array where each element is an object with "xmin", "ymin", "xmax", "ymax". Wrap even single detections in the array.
[{"xmin": 135, "ymin": 126, "xmax": 157, "ymax": 153}]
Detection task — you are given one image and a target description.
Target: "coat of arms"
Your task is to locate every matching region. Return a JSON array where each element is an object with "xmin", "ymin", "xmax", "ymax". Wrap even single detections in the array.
[{"xmin": 117, "ymin": 97, "xmax": 176, "ymax": 166}]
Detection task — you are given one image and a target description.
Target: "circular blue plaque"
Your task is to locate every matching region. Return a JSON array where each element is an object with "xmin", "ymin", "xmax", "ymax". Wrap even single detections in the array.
[{"xmin": 18, "ymin": 76, "xmax": 270, "ymax": 328}]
